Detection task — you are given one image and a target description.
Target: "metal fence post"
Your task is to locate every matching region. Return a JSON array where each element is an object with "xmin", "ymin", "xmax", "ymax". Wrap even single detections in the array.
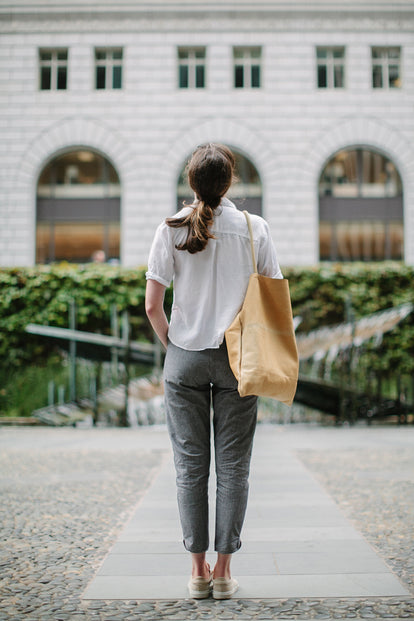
[
  {"xmin": 120, "ymin": 310, "xmax": 130, "ymax": 427},
  {"xmin": 69, "ymin": 299, "xmax": 77, "ymax": 402}
]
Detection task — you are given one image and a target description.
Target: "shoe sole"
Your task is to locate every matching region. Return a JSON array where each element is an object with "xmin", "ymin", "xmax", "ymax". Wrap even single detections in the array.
[
  {"xmin": 189, "ymin": 589, "xmax": 211, "ymax": 599},
  {"xmin": 213, "ymin": 583, "xmax": 239, "ymax": 599}
]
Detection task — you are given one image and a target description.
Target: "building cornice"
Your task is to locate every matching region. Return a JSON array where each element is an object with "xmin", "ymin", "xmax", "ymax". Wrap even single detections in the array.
[
  {"xmin": 1, "ymin": 0, "xmax": 414, "ymax": 13},
  {"xmin": 1, "ymin": 8, "xmax": 413, "ymax": 35}
]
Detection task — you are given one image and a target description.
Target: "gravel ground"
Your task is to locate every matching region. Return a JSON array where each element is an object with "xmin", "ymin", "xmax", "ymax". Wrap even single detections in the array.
[{"xmin": 0, "ymin": 426, "xmax": 413, "ymax": 621}]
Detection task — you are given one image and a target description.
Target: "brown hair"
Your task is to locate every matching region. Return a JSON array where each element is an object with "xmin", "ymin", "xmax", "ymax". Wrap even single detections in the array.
[{"xmin": 166, "ymin": 143, "xmax": 236, "ymax": 253}]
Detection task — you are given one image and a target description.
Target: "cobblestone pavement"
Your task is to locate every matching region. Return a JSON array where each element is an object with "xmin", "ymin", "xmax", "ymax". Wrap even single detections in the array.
[{"xmin": 0, "ymin": 425, "xmax": 413, "ymax": 621}]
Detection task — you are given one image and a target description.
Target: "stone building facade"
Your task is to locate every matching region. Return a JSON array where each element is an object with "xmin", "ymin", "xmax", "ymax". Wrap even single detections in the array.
[{"xmin": 1, "ymin": 0, "xmax": 413, "ymax": 267}]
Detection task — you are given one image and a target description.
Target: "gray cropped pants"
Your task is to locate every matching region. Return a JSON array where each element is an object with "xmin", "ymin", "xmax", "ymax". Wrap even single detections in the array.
[{"xmin": 163, "ymin": 340, "xmax": 258, "ymax": 554}]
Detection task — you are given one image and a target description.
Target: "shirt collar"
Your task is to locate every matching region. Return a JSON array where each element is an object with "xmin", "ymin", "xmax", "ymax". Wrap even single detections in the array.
[{"xmin": 220, "ymin": 197, "xmax": 236, "ymax": 210}]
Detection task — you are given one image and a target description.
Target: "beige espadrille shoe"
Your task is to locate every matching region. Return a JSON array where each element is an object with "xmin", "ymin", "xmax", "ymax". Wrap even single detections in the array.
[
  {"xmin": 212, "ymin": 577, "xmax": 239, "ymax": 599},
  {"xmin": 187, "ymin": 575, "xmax": 213, "ymax": 599}
]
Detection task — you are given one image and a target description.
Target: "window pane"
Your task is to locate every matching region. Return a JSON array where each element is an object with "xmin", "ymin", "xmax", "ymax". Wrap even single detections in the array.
[
  {"xmin": 96, "ymin": 66, "xmax": 106, "ymax": 89},
  {"xmin": 389, "ymin": 65, "xmax": 400, "ymax": 88},
  {"xmin": 361, "ymin": 151, "xmax": 403, "ymax": 197},
  {"xmin": 54, "ymin": 222, "xmax": 105, "ymax": 262},
  {"xmin": 179, "ymin": 65, "xmax": 188, "ymax": 88},
  {"xmin": 195, "ymin": 65, "xmax": 205, "ymax": 88},
  {"xmin": 251, "ymin": 47, "xmax": 261, "ymax": 59},
  {"xmin": 37, "ymin": 221, "xmax": 123, "ymax": 263},
  {"xmin": 321, "ymin": 149, "xmax": 403, "ymax": 199},
  {"xmin": 112, "ymin": 49, "xmax": 123, "ymax": 60},
  {"xmin": 333, "ymin": 48, "xmax": 344, "ymax": 59},
  {"xmin": 372, "ymin": 65, "xmax": 382, "ymax": 88},
  {"xmin": 319, "ymin": 222, "xmax": 332, "ymax": 260},
  {"xmin": 251, "ymin": 65, "xmax": 260, "ymax": 87},
  {"xmin": 235, "ymin": 65, "xmax": 244, "ymax": 88},
  {"xmin": 195, "ymin": 49, "xmax": 205, "ymax": 59},
  {"xmin": 112, "ymin": 65, "xmax": 122, "ymax": 89},
  {"xmin": 371, "ymin": 48, "xmax": 381, "ymax": 59},
  {"xmin": 178, "ymin": 49, "xmax": 189, "ymax": 59},
  {"xmin": 57, "ymin": 50, "xmax": 68, "ymax": 61},
  {"xmin": 319, "ymin": 150, "xmax": 358, "ymax": 197},
  {"xmin": 336, "ymin": 222, "xmax": 357, "ymax": 261},
  {"xmin": 36, "ymin": 223, "xmax": 52, "ymax": 263},
  {"xmin": 388, "ymin": 48, "xmax": 400, "ymax": 59},
  {"xmin": 38, "ymin": 151, "xmax": 121, "ymax": 196},
  {"xmin": 334, "ymin": 65, "xmax": 344, "ymax": 88},
  {"xmin": 54, "ymin": 152, "xmax": 101, "ymax": 186},
  {"xmin": 40, "ymin": 50, "xmax": 52, "ymax": 61},
  {"xmin": 317, "ymin": 48, "xmax": 327, "ymax": 59},
  {"xmin": 96, "ymin": 50, "xmax": 106, "ymax": 61},
  {"xmin": 318, "ymin": 66, "xmax": 327, "ymax": 88},
  {"xmin": 108, "ymin": 223, "xmax": 121, "ymax": 259},
  {"xmin": 57, "ymin": 66, "xmax": 67, "ymax": 90},
  {"xmin": 107, "ymin": 162, "xmax": 120, "ymax": 184},
  {"xmin": 234, "ymin": 152, "xmax": 261, "ymax": 186},
  {"xmin": 40, "ymin": 67, "xmax": 51, "ymax": 90},
  {"xmin": 233, "ymin": 48, "xmax": 243, "ymax": 59},
  {"xmin": 389, "ymin": 222, "xmax": 404, "ymax": 259},
  {"xmin": 332, "ymin": 221, "xmax": 396, "ymax": 262}
]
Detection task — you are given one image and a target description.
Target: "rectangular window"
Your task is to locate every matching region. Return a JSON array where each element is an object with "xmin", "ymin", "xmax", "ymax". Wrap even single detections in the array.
[
  {"xmin": 178, "ymin": 48, "xmax": 206, "ymax": 89},
  {"xmin": 372, "ymin": 47, "xmax": 401, "ymax": 89},
  {"xmin": 233, "ymin": 47, "xmax": 261, "ymax": 89},
  {"xmin": 95, "ymin": 48, "xmax": 123, "ymax": 90},
  {"xmin": 39, "ymin": 49, "xmax": 68, "ymax": 90},
  {"xmin": 316, "ymin": 47, "xmax": 345, "ymax": 88}
]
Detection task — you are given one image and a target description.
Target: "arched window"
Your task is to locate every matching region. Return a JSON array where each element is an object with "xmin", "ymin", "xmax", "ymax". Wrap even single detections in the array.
[
  {"xmin": 36, "ymin": 150, "xmax": 121, "ymax": 263},
  {"xmin": 319, "ymin": 148, "xmax": 403, "ymax": 261},
  {"xmin": 177, "ymin": 148, "xmax": 262, "ymax": 215}
]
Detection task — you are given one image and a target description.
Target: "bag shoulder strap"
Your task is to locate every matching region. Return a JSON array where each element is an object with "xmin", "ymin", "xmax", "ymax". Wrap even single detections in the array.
[{"xmin": 242, "ymin": 210, "xmax": 258, "ymax": 274}]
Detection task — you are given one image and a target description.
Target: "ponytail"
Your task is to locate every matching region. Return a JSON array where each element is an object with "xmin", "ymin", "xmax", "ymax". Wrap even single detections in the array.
[
  {"xmin": 166, "ymin": 143, "xmax": 236, "ymax": 253},
  {"xmin": 166, "ymin": 200, "xmax": 218, "ymax": 254}
]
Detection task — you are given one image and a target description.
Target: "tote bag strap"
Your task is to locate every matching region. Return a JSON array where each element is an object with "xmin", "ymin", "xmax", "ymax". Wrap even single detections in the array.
[{"xmin": 242, "ymin": 210, "xmax": 258, "ymax": 274}]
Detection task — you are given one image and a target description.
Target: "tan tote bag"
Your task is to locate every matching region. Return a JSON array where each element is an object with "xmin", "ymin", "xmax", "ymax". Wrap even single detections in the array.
[{"xmin": 225, "ymin": 211, "xmax": 299, "ymax": 406}]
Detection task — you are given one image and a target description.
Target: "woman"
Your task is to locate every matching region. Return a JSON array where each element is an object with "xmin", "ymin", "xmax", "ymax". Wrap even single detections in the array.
[{"xmin": 145, "ymin": 143, "xmax": 282, "ymax": 599}]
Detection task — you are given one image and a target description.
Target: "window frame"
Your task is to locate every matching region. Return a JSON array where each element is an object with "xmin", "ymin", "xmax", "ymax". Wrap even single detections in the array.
[
  {"xmin": 177, "ymin": 47, "xmax": 206, "ymax": 89},
  {"xmin": 371, "ymin": 47, "xmax": 401, "ymax": 89},
  {"xmin": 316, "ymin": 46, "xmax": 346, "ymax": 89},
  {"xmin": 233, "ymin": 46, "xmax": 262, "ymax": 89},
  {"xmin": 39, "ymin": 48, "xmax": 68, "ymax": 91},
  {"xmin": 94, "ymin": 47, "xmax": 123, "ymax": 90}
]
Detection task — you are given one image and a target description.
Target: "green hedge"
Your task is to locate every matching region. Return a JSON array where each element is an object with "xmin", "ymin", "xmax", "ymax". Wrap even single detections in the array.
[
  {"xmin": 0, "ymin": 262, "xmax": 413, "ymax": 374},
  {"xmin": 0, "ymin": 264, "xmax": 171, "ymax": 369},
  {"xmin": 284, "ymin": 262, "xmax": 414, "ymax": 374}
]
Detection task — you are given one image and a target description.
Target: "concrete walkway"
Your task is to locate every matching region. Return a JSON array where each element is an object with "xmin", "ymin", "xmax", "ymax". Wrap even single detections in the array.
[{"xmin": 82, "ymin": 426, "xmax": 409, "ymax": 601}]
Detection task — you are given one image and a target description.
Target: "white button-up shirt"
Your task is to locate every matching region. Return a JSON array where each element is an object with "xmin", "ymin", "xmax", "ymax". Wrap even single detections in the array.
[{"xmin": 146, "ymin": 198, "xmax": 282, "ymax": 351}]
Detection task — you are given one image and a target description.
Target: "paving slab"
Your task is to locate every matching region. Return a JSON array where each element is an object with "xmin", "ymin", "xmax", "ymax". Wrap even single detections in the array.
[{"xmin": 82, "ymin": 426, "xmax": 410, "ymax": 601}]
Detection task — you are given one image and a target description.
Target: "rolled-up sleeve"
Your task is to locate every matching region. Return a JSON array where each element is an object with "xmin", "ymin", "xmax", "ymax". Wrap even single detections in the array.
[
  {"xmin": 256, "ymin": 220, "xmax": 283, "ymax": 279},
  {"xmin": 145, "ymin": 222, "xmax": 174, "ymax": 287}
]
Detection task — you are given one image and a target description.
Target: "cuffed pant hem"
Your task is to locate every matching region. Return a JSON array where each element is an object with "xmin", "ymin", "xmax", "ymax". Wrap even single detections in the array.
[
  {"xmin": 214, "ymin": 540, "xmax": 242, "ymax": 555},
  {"xmin": 183, "ymin": 540, "xmax": 209, "ymax": 554}
]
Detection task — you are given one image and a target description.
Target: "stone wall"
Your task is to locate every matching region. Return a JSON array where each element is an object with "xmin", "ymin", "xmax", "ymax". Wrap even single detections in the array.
[{"xmin": 1, "ymin": 5, "xmax": 413, "ymax": 266}]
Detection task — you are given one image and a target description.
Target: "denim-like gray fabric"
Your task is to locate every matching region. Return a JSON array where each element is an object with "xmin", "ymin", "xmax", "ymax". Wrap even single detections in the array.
[{"xmin": 163, "ymin": 340, "xmax": 258, "ymax": 554}]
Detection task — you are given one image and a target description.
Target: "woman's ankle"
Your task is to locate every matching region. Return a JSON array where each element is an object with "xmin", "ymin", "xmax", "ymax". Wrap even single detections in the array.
[
  {"xmin": 191, "ymin": 558, "xmax": 210, "ymax": 579},
  {"xmin": 213, "ymin": 569, "xmax": 231, "ymax": 580},
  {"xmin": 213, "ymin": 553, "xmax": 232, "ymax": 580}
]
